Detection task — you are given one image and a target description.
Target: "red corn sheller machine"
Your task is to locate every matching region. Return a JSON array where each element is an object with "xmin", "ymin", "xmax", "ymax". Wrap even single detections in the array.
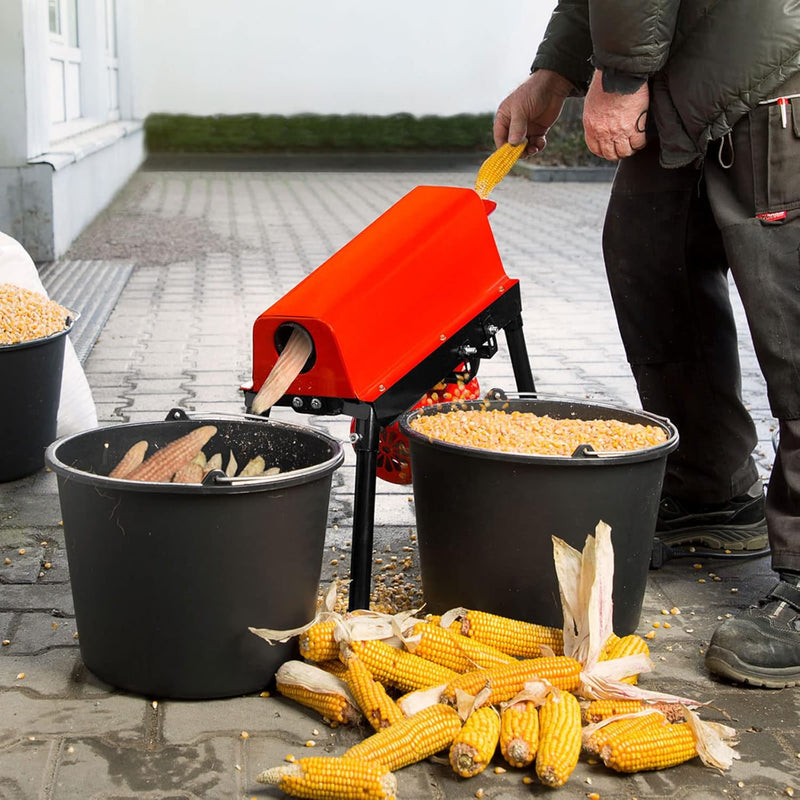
[{"xmin": 244, "ymin": 185, "xmax": 535, "ymax": 609}]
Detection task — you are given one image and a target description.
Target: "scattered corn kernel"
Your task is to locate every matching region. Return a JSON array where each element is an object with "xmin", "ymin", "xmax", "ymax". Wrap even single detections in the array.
[
  {"xmin": 644, "ymin": 631, "xmax": 656, "ymax": 640},
  {"xmin": 18, "ymin": 549, "xmax": 25, "ymax": 555},
  {"xmin": 16, "ymin": 672, "xmax": 25, "ymax": 680},
  {"xmin": 494, "ymin": 766, "xmax": 507, "ymax": 774},
  {"xmin": 305, "ymin": 740, "xmax": 316, "ymax": 748},
  {"xmin": 652, "ymin": 622, "xmax": 661, "ymax": 628},
  {"xmin": 2, "ymin": 640, "xmax": 10, "ymax": 646},
  {"xmin": 731, "ymin": 588, "xmax": 739, "ymax": 594},
  {"xmin": 522, "ymin": 776, "xmax": 534, "ymax": 784},
  {"xmin": 663, "ymin": 622, "xmax": 671, "ymax": 629},
  {"xmin": 260, "ymin": 691, "xmax": 270, "ymax": 698},
  {"xmin": 285, "ymin": 754, "xmax": 296, "ymax": 762},
  {"xmin": 3, "ymin": 558, "xmax": 10, "ymax": 565},
  {"xmin": 670, "ymin": 607, "xmax": 680, "ymax": 615},
  {"xmin": 475, "ymin": 789, "xmax": 484, "ymax": 799}
]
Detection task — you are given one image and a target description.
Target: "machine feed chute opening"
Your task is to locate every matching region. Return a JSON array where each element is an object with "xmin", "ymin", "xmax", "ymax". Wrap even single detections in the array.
[{"xmin": 274, "ymin": 322, "xmax": 316, "ymax": 374}]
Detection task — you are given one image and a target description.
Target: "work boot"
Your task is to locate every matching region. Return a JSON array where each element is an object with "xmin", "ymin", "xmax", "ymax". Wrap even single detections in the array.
[
  {"xmin": 705, "ymin": 577, "xmax": 800, "ymax": 688},
  {"xmin": 654, "ymin": 481, "xmax": 768, "ymax": 553}
]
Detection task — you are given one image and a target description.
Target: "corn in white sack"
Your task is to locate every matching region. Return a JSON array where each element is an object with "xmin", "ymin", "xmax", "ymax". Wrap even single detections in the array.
[{"xmin": 0, "ymin": 231, "xmax": 98, "ymax": 437}]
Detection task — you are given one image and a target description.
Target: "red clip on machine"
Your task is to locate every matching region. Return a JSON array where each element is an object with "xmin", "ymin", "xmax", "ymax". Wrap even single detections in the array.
[{"xmin": 244, "ymin": 185, "xmax": 535, "ymax": 609}]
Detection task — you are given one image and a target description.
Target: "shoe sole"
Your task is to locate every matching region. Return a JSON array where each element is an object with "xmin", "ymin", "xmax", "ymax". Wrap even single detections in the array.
[
  {"xmin": 705, "ymin": 645, "xmax": 800, "ymax": 689},
  {"xmin": 655, "ymin": 522, "xmax": 768, "ymax": 552}
]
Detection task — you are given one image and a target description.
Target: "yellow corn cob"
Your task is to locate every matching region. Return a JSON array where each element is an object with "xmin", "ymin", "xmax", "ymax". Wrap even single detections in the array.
[
  {"xmin": 257, "ymin": 756, "xmax": 397, "ymax": 800},
  {"xmin": 348, "ymin": 639, "xmax": 459, "ymax": 693},
  {"xmin": 316, "ymin": 659, "xmax": 350, "ymax": 680},
  {"xmin": 535, "ymin": 690, "xmax": 582, "ymax": 788},
  {"xmin": 458, "ymin": 609, "xmax": 564, "ymax": 657},
  {"xmin": 341, "ymin": 646, "xmax": 405, "ymax": 731},
  {"xmin": 441, "ymin": 656, "xmax": 581, "ymax": 707},
  {"xmin": 474, "ymin": 141, "xmax": 527, "ymax": 199},
  {"xmin": 345, "ymin": 703, "xmax": 463, "ymax": 771},
  {"xmin": 583, "ymin": 699, "xmax": 686, "ymax": 725},
  {"xmin": 449, "ymin": 706, "xmax": 501, "ymax": 778},
  {"xmin": 275, "ymin": 663, "xmax": 363, "ymax": 728},
  {"xmin": 409, "ymin": 622, "xmax": 513, "ymax": 672},
  {"xmin": 601, "ymin": 719, "xmax": 698, "ymax": 772},
  {"xmin": 125, "ymin": 426, "xmax": 217, "ymax": 482},
  {"xmin": 299, "ymin": 621, "xmax": 341, "ymax": 662},
  {"xmin": 582, "ymin": 711, "xmax": 665, "ymax": 756},
  {"xmin": 109, "ymin": 440, "xmax": 149, "ymax": 478},
  {"xmin": 599, "ymin": 633, "xmax": 651, "ymax": 684},
  {"xmin": 499, "ymin": 700, "xmax": 539, "ymax": 768}
]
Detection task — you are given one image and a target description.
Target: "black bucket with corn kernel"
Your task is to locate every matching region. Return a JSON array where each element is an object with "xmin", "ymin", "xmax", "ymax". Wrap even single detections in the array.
[
  {"xmin": 0, "ymin": 327, "xmax": 70, "ymax": 482},
  {"xmin": 45, "ymin": 410, "xmax": 344, "ymax": 699},
  {"xmin": 400, "ymin": 395, "xmax": 678, "ymax": 635}
]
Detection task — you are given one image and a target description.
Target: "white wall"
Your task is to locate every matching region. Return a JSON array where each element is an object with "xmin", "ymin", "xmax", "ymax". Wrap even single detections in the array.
[{"xmin": 130, "ymin": 1, "xmax": 553, "ymax": 118}]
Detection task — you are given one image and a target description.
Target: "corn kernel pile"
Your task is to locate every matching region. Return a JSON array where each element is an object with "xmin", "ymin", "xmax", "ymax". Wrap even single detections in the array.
[
  {"xmin": 409, "ymin": 409, "xmax": 667, "ymax": 456},
  {"xmin": 0, "ymin": 283, "xmax": 71, "ymax": 345}
]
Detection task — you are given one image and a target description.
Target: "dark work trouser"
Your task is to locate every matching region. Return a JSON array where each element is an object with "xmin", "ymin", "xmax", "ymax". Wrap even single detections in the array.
[{"xmin": 603, "ymin": 73, "xmax": 800, "ymax": 573}]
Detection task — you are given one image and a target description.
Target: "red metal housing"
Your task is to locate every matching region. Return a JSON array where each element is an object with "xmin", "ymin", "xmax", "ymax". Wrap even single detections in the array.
[{"xmin": 251, "ymin": 186, "xmax": 516, "ymax": 403}]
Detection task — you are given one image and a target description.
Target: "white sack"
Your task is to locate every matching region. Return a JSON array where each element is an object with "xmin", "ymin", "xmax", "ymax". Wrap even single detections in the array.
[{"xmin": 0, "ymin": 232, "xmax": 98, "ymax": 436}]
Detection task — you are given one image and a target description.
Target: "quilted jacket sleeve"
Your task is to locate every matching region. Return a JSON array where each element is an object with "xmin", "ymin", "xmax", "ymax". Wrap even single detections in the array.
[
  {"xmin": 531, "ymin": 0, "xmax": 681, "ymax": 94},
  {"xmin": 531, "ymin": 0, "xmax": 594, "ymax": 93},
  {"xmin": 588, "ymin": 0, "xmax": 680, "ymax": 76}
]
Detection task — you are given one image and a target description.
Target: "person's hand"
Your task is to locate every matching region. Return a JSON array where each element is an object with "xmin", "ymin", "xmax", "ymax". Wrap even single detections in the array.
[
  {"xmin": 583, "ymin": 69, "xmax": 649, "ymax": 160},
  {"xmin": 493, "ymin": 70, "xmax": 575, "ymax": 156}
]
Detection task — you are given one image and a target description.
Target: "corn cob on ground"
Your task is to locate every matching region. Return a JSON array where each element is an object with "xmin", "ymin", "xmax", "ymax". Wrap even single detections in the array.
[
  {"xmin": 536, "ymin": 690, "xmax": 582, "ymax": 787},
  {"xmin": 407, "ymin": 621, "xmax": 512, "ymax": 672},
  {"xmin": 456, "ymin": 608, "xmax": 564, "ymax": 657},
  {"xmin": 441, "ymin": 656, "xmax": 581, "ymax": 707},
  {"xmin": 341, "ymin": 646, "xmax": 405, "ymax": 731},
  {"xmin": 582, "ymin": 711, "xmax": 666, "ymax": 757},
  {"xmin": 299, "ymin": 621, "xmax": 341, "ymax": 663},
  {"xmin": 449, "ymin": 706, "xmax": 501, "ymax": 778},
  {"xmin": 600, "ymin": 719, "xmax": 698, "ymax": 772},
  {"xmin": 275, "ymin": 661, "xmax": 363, "ymax": 728},
  {"xmin": 345, "ymin": 703, "xmax": 463, "ymax": 771},
  {"xmin": 257, "ymin": 756, "xmax": 397, "ymax": 800},
  {"xmin": 499, "ymin": 700, "xmax": 539, "ymax": 768},
  {"xmin": 598, "ymin": 633, "xmax": 651, "ymax": 684},
  {"xmin": 347, "ymin": 639, "xmax": 459, "ymax": 693},
  {"xmin": 583, "ymin": 698, "xmax": 686, "ymax": 725}
]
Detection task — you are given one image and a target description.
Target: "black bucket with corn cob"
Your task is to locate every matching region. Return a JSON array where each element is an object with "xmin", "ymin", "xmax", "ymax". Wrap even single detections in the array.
[
  {"xmin": 0, "ymin": 284, "xmax": 74, "ymax": 482},
  {"xmin": 45, "ymin": 411, "xmax": 344, "ymax": 699},
  {"xmin": 400, "ymin": 395, "xmax": 678, "ymax": 635}
]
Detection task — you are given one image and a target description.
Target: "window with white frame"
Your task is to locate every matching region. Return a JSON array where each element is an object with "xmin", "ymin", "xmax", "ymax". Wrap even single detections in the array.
[
  {"xmin": 48, "ymin": 0, "xmax": 82, "ymax": 125},
  {"xmin": 47, "ymin": 0, "xmax": 120, "ymax": 140}
]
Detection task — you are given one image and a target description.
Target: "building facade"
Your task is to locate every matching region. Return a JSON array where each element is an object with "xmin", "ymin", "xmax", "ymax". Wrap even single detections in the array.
[{"xmin": 0, "ymin": 0, "xmax": 143, "ymax": 261}]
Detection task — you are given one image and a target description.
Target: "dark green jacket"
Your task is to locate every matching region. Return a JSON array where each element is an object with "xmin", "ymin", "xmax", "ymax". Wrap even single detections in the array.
[{"xmin": 532, "ymin": 0, "xmax": 800, "ymax": 167}]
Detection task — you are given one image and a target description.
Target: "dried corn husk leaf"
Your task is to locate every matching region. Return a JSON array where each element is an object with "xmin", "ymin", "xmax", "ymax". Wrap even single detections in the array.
[
  {"xmin": 191, "ymin": 451, "xmax": 207, "ymax": 468},
  {"xmin": 225, "ymin": 450, "xmax": 238, "ymax": 478},
  {"xmin": 239, "ymin": 456, "xmax": 266, "ymax": 477},
  {"xmin": 264, "ymin": 466, "xmax": 281, "ymax": 476},
  {"xmin": 552, "ymin": 520, "xmax": 614, "ymax": 669},
  {"xmin": 205, "ymin": 452, "xmax": 223, "ymax": 473},
  {"xmin": 396, "ymin": 684, "xmax": 446, "ymax": 717},
  {"xmin": 685, "ymin": 707, "xmax": 739, "ymax": 770}
]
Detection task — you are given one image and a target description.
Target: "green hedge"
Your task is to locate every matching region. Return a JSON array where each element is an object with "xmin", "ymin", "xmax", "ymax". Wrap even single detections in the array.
[
  {"xmin": 145, "ymin": 112, "xmax": 495, "ymax": 153},
  {"xmin": 144, "ymin": 111, "xmax": 605, "ymax": 165}
]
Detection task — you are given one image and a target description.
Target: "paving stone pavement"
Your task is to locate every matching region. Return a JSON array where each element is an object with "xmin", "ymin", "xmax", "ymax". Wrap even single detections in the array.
[{"xmin": 1, "ymin": 164, "xmax": 798, "ymax": 799}]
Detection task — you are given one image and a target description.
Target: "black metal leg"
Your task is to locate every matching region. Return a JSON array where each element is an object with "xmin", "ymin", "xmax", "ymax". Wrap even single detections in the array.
[
  {"xmin": 348, "ymin": 408, "xmax": 380, "ymax": 611},
  {"xmin": 505, "ymin": 314, "xmax": 536, "ymax": 393}
]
